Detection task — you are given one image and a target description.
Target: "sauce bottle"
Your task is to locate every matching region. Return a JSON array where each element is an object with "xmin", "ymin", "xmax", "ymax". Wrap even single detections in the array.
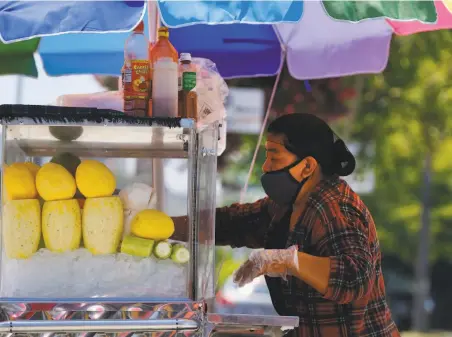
[
  {"xmin": 149, "ymin": 27, "xmax": 178, "ymax": 118},
  {"xmin": 122, "ymin": 21, "xmax": 150, "ymax": 117},
  {"xmin": 178, "ymin": 53, "xmax": 198, "ymax": 120}
]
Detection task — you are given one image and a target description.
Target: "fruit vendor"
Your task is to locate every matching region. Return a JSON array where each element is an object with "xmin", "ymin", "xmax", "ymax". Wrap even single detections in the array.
[{"xmin": 173, "ymin": 113, "xmax": 399, "ymax": 337}]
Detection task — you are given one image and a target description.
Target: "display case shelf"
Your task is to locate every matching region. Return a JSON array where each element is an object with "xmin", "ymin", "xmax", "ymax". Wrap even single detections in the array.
[
  {"xmin": 8, "ymin": 139, "xmax": 188, "ymax": 158},
  {"xmin": 4, "ymin": 122, "xmax": 191, "ymax": 159}
]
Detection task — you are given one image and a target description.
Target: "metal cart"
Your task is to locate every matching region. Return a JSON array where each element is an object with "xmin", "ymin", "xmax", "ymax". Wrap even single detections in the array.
[{"xmin": 0, "ymin": 104, "xmax": 299, "ymax": 337}]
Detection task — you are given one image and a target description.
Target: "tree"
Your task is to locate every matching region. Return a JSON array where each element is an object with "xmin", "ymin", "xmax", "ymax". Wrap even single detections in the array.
[
  {"xmin": 349, "ymin": 30, "xmax": 452, "ymax": 331},
  {"xmin": 228, "ymin": 63, "xmax": 356, "ymax": 121}
]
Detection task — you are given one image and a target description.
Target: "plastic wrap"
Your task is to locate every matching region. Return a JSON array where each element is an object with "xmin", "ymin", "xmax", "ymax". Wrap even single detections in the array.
[{"xmin": 192, "ymin": 57, "xmax": 228, "ymax": 156}]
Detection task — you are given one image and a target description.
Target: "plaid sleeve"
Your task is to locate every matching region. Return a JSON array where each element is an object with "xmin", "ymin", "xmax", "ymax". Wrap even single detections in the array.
[
  {"xmin": 313, "ymin": 214, "xmax": 375, "ymax": 304},
  {"xmin": 215, "ymin": 198, "xmax": 271, "ymax": 249}
]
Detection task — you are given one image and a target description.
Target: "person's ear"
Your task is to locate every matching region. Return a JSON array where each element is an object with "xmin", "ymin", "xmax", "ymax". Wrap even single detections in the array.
[
  {"xmin": 300, "ymin": 156, "xmax": 317, "ymax": 179},
  {"xmin": 289, "ymin": 157, "xmax": 317, "ymax": 181}
]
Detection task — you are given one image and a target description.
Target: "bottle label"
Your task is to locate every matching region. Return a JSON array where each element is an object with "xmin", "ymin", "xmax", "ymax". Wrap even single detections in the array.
[
  {"xmin": 182, "ymin": 72, "xmax": 196, "ymax": 91},
  {"xmin": 122, "ymin": 66, "xmax": 132, "ymax": 93},
  {"xmin": 130, "ymin": 60, "xmax": 150, "ymax": 95},
  {"xmin": 123, "ymin": 60, "xmax": 149, "ymax": 116},
  {"xmin": 178, "ymin": 75, "xmax": 182, "ymax": 91},
  {"xmin": 124, "ymin": 67, "xmax": 132, "ymax": 83}
]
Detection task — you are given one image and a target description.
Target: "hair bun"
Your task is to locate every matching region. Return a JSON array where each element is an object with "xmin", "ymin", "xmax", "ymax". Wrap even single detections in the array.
[{"xmin": 332, "ymin": 139, "xmax": 356, "ymax": 176}]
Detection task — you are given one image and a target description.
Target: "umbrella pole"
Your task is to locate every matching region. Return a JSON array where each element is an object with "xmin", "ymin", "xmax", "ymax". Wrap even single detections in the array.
[
  {"xmin": 239, "ymin": 53, "xmax": 285, "ymax": 203},
  {"xmin": 15, "ymin": 75, "xmax": 24, "ymax": 104},
  {"xmin": 147, "ymin": 0, "xmax": 160, "ymax": 43},
  {"xmin": 147, "ymin": 0, "xmax": 165, "ymax": 211}
]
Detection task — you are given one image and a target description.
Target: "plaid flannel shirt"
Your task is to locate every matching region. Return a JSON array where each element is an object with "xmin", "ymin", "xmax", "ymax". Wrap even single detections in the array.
[{"xmin": 215, "ymin": 177, "xmax": 400, "ymax": 337}]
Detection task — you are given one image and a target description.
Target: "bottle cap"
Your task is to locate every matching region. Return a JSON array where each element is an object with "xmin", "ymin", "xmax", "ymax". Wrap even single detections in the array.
[
  {"xmin": 180, "ymin": 53, "xmax": 192, "ymax": 62},
  {"xmin": 158, "ymin": 26, "xmax": 169, "ymax": 38},
  {"xmin": 134, "ymin": 21, "xmax": 144, "ymax": 33}
]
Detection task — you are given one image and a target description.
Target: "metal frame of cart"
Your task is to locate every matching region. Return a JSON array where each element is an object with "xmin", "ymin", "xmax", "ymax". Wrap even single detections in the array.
[{"xmin": 0, "ymin": 105, "xmax": 299, "ymax": 337}]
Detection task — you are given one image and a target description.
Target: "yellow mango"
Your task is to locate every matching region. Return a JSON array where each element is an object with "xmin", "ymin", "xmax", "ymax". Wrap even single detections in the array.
[
  {"xmin": 4, "ymin": 163, "xmax": 37, "ymax": 200},
  {"xmin": 22, "ymin": 162, "xmax": 40, "ymax": 178},
  {"xmin": 36, "ymin": 162, "xmax": 76, "ymax": 201},
  {"xmin": 131, "ymin": 209, "xmax": 174, "ymax": 241},
  {"xmin": 76, "ymin": 160, "xmax": 116, "ymax": 198},
  {"xmin": 42, "ymin": 199, "xmax": 81, "ymax": 253}
]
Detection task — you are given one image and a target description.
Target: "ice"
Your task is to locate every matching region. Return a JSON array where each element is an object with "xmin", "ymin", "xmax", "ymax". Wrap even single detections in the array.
[
  {"xmin": 119, "ymin": 183, "xmax": 153, "ymax": 211},
  {"xmin": 0, "ymin": 248, "xmax": 187, "ymax": 299}
]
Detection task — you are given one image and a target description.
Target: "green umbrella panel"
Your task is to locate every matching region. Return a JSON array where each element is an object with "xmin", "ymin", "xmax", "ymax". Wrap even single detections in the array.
[{"xmin": 0, "ymin": 39, "xmax": 40, "ymax": 77}]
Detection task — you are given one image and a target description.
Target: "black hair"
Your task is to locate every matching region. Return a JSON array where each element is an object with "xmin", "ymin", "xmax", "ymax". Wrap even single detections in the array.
[{"xmin": 267, "ymin": 113, "xmax": 356, "ymax": 176}]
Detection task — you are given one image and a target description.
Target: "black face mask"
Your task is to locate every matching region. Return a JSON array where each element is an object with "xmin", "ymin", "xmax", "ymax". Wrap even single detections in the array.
[{"xmin": 260, "ymin": 160, "xmax": 309, "ymax": 206}]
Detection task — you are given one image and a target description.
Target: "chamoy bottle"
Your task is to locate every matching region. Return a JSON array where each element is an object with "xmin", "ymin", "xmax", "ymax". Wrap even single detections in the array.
[
  {"xmin": 150, "ymin": 27, "xmax": 178, "ymax": 118},
  {"xmin": 122, "ymin": 21, "xmax": 150, "ymax": 117},
  {"xmin": 178, "ymin": 53, "xmax": 198, "ymax": 119}
]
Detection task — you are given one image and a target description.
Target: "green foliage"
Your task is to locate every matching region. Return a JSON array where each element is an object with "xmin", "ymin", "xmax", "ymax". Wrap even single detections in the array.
[
  {"xmin": 215, "ymin": 247, "xmax": 244, "ymax": 290},
  {"xmin": 221, "ymin": 134, "xmax": 267, "ymax": 187},
  {"xmin": 349, "ymin": 30, "xmax": 452, "ymax": 262}
]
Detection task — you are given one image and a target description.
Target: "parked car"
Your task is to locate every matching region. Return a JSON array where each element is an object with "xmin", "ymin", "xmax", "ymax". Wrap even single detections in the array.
[{"xmin": 214, "ymin": 276, "xmax": 278, "ymax": 316}]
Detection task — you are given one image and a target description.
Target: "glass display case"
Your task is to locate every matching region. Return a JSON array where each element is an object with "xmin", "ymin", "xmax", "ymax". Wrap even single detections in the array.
[
  {"xmin": 0, "ymin": 104, "xmax": 216, "ymax": 302},
  {"xmin": 0, "ymin": 104, "xmax": 298, "ymax": 337}
]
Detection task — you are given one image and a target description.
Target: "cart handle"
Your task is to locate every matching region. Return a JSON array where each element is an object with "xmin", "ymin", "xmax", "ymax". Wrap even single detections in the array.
[{"xmin": 0, "ymin": 319, "xmax": 199, "ymax": 333}]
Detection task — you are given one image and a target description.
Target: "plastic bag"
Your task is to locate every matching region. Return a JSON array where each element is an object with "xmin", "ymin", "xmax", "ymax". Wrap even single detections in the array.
[
  {"xmin": 192, "ymin": 57, "xmax": 228, "ymax": 124},
  {"xmin": 192, "ymin": 57, "xmax": 228, "ymax": 156},
  {"xmin": 55, "ymin": 57, "xmax": 229, "ymax": 156}
]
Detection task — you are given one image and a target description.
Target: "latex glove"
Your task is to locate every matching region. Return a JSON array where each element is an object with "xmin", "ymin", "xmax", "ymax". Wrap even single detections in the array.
[{"xmin": 233, "ymin": 245, "xmax": 299, "ymax": 287}]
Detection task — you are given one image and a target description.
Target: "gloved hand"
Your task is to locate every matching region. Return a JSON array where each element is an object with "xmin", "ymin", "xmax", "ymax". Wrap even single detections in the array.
[{"xmin": 233, "ymin": 245, "xmax": 299, "ymax": 287}]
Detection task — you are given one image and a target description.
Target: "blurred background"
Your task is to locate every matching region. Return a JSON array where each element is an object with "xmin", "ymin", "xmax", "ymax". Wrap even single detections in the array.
[{"xmin": 2, "ymin": 29, "xmax": 452, "ymax": 337}]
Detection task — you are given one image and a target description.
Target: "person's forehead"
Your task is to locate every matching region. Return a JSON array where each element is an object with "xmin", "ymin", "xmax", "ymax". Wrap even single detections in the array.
[
  {"xmin": 267, "ymin": 133, "xmax": 285, "ymax": 144},
  {"xmin": 265, "ymin": 134, "xmax": 287, "ymax": 153}
]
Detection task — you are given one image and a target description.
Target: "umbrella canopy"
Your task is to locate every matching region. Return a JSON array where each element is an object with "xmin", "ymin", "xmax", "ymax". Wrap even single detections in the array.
[
  {"xmin": 0, "ymin": 1, "xmax": 390, "ymax": 80},
  {"xmin": 0, "ymin": 0, "xmax": 302, "ymax": 42},
  {"xmin": 387, "ymin": 0, "xmax": 452, "ymax": 35},
  {"xmin": 1, "ymin": 0, "xmax": 452, "ymax": 80},
  {"xmin": 0, "ymin": 1, "xmax": 146, "ymax": 42}
]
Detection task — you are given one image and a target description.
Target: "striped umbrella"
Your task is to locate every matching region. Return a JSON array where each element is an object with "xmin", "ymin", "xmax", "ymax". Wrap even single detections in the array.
[{"xmin": 1, "ymin": 0, "xmax": 451, "ymax": 80}]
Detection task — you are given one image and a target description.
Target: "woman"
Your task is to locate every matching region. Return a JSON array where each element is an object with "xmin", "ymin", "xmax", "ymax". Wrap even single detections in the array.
[{"xmin": 173, "ymin": 113, "xmax": 399, "ymax": 337}]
